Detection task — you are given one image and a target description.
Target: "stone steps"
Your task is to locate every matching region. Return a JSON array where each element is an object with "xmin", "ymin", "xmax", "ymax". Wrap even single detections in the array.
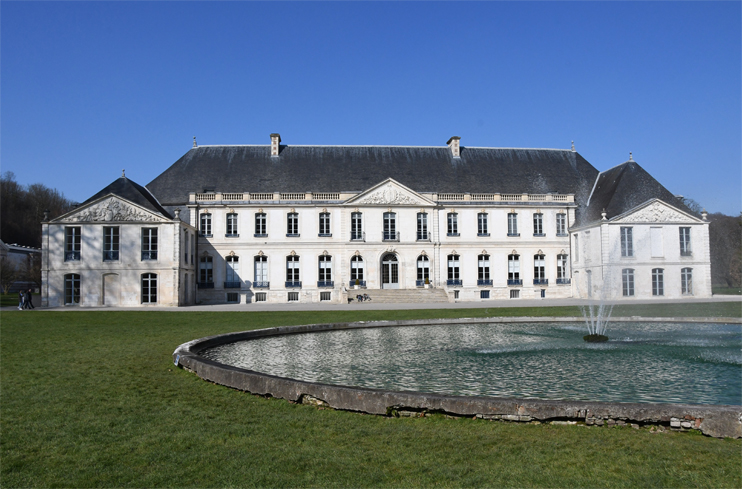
[{"xmin": 349, "ymin": 288, "xmax": 450, "ymax": 303}]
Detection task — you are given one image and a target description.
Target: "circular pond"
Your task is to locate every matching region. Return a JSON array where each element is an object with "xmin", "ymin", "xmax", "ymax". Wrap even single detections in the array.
[{"xmin": 200, "ymin": 321, "xmax": 742, "ymax": 406}]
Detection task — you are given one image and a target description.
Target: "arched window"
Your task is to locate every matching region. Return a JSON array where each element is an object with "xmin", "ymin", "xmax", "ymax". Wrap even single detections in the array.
[
  {"xmin": 225, "ymin": 256, "xmax": 240, "ymax": 287},
  {"xmin": 142, "ymin": 273, "xmax": 157, "ymax": 304},
  {"xmin": 350, "ymin": 255, "xmax": 364, "ymax": 282},
  {"xmin": 417, "ymin": 255, "xmax": 430, "ymax": 284},
  {"xmin": 64, "ymin": 274, "xmax": 80, "ymax": 305}
]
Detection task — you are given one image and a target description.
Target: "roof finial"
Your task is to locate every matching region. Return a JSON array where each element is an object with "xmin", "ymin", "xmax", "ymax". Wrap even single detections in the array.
[
  {"xmin": 629, "ymin": 152, "xmax": 633, "ymax": 161},
  {"xmin": 122, "ymin": 169, "xmax": 126, "ymax": 178},
  {"xmin": 571, "ymin": 140, "xmax": 575, "ymax": 151},
  {"xmin": 601, "ymin": 208, "xmax": 607, "ymax": 221},
  {"xmin": 193, "ymin": 136, "xmax": 197, "ymax": 148}
]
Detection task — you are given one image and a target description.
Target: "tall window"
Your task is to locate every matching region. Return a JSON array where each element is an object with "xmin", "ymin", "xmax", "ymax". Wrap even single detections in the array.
[
  {"xmin": 679, "ymin": 227, "xmax": 692, "ymax": 256},
  {"xmin": 319, "ymin": 212, "xmax": 331, "ymax": 236},
  {"xmin": 447, "ymin": 213, "xmax": 459, "ymax": 236},
  {"xmin": 383, "ymin": 212, "xmax": 396, "ymax": 240},
  {"xmin": 447, "ymin": 254, "xmax": 460, "ymax": 282},
  {"xmin": 652, "ymin": 268, "xmax": 664, "ymax": 296},
  {"xmin": 681, "ymin": 268, "xmax": 693, "ymax": 295},
  {"xmin": 141, "ymin": 228, "xmax": 158, "ymax": 261},
  {"xmin": 557, "ymin": 254, "xmax": 568, "ymax": 280},
  {"xmin": 508, "ymin": 255, "xmax": 520, "ymax": 281},
  {"xmin": 318, "ymin": 255, "xmax": 332, "ymax": 283},
  {"xmin": 621, "ymin": 269, "xmax": 634, "ymax": 296},
  {"xmin": 184, "ymin": 232, "xmax": 189, "ymax": 264},
  {"xmin": 226, "ymin": 256, "xmax": 240, "ymax": 285},
  {"xmin": 103, "ymin": 226, "xmax": 119, "ymax": 261},
  {"xmin": 64, "ymin": 274, "xmax": 80, "ymax": 305},
  {"xmin": 200, "ymin": 213, "xmax": 212, "ymax": 237},
  {"xmin": 478, "ymin": 254, "xmax": 490, "ymax": 281},
  {"xmin": 200, "ymin": 256, "xmax": 213, "ymax": 283},
  {"xmin": 533, "ymin": 213, "xmax": 544, "ymax": 236},
  {"xmin": 226, "ymin": 213, "xmax": 238, "ymax": 237},
  {"xmin": 534, "ymin": 254, "xmax": 546, "ymax": 280},
  {"xmin": 286, "ymin": 256, "xmax": 300, "ymax": 282},
  {"xmin": 620, "ymin": 227, "xmax": 633, "ymax": 257},
  {"xmin": 141, "ymin": 273, "xmax": 157, "ymax": 304},
  {"xmin": 255, "ymin": 212, "xmax": 267, "ymax": 236},
  {"xmin": 478, "ymin": 213, "xmax": 489, "ymax": 236},
  {"xmin": 254, "ymin": 256, "xmax": 268, "ymax": 285},
  {"xmin": 286, "ymin": 212, "xmax": 299, "ymax": 236},
  {"xmin": 417, "ymin": 213, "xmax": 428, "ymax": 240},
  {"xmin": 508, "ymin": 213, "xmax": 519, "ymax": 236},
  {"xmin": 350, "ymin": 256, "xmax": 364, "ymax": 282},
  {"xmin": 574, "ymin": 234, "xmax": 579, "ymax": 261},
  {"xmin": 65, "ymin": 227, "xmax": 81, "ymax": 261},
  {"xmin": 556, "ymin": 213, "xmax": 567, "ymax": 236},
  {"xmin": 417, "ymin": 255, "xmax": 430, "ymax": 282},
  {"xmin": 351, "ymin": 212, "xmax": 363, "ymax": 240}
]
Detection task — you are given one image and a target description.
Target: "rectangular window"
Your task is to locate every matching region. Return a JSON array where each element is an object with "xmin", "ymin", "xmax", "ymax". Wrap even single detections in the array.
[
  {"xmin": 288, "ymin": 292, "xmax": 299, "ymax": 302},
  {"xmin": 681, "ymin": 268, "xmax": 693, "ymax": 295},
  {"xmin": 679, "ymin": 227, "xmax": 692, "ymax": 256},
  {"xmin": 447, "ymin": 213, "xmax": 459, "ymax": 236},
  {"xmin": 226, "ymin": 213, "xmax": 238, "ymax": 237},
  {"xmin": 383, "ymin": 212, "xmax": 397, "ymax": 241},
  {"xmin": 199, "ymin": 256, "xmax": 213, "ymax": 283},
  {"xmin": 508, "ymin": 213, "xmax": 519, "ymax": 236},
  {"xmin": 225, "ymin": 256, "xmax": 240, "ymax": 285},
  {"xmin": 508, "ymin": 255, "xmax": 520, "ymax": 280},
  {"xmin": 574, "ymin": 234, "xmax": 579, "ymax": 261},
  {"xmin": 318, "ymin": 255, "xmax": 332, "ymax": 282},
  {"xmin": 141, "ymin": 228, "xmax": 158, "ymax": 261},
  {"xmin": 254, "ymin": 256, "xmax": 268, "ymax": 285},
  {"xmin": 650, "ymin": 227, "xmax": 664, "ymax": 257},
  {"xmin": 416, "ymin": 255, "xmax": 429, "ymax": 281},
  {"xmin": 478, "ymin": 254, "xmax": 490, "ymax": 280},
  {"xmin": 556, "ymin": 213, "xmax": 567, "ymax": 236},
  {"xmin": 103, "ymin": 226, "xmax": 119, "ymax": 261},
  {"xmin": 510, "ymin": 289, "xmax": 520, "ymax": 299},
  {"xmin": 255, "ymin": 292, "xmax": 267, "ymax": 302},
  {"xmin": 652, "ymin": 268, "xmax": 664, "ymax": 296},
  {"xmin": 480, "ymin": 290, "xmax": 490, "ymax": 299},
  {"xmin": 255, "ymin": 213, "xmax": 267, "ymax": 237},
  {"xmin": 320, "ymin": 291, "xmax": 331, "ymax": 301},
  {"xmin": 184, "ymin": 232, "xmax": 189, "ymax": 264},
  {"xmin": 622, "ymin": 269, "xmax": 634, "ymax": 296},
  {"xmin": 557, "ymin": 254, "xmax": 568, "ymax": 279},
  {"xmin": 417, "ymin": 213, "xmax": 428, "ymax": 240},
  {"xmin": 141, "ymin": 273, "xmax": 157, "ymax": 304},
  {"xmin": 319, "ymin": 212, "xmax": 331, "ymax": 236},
  {"xmin": 286, "ymin": 213, "xmax": 299, "ymax": 236},
  {"xmin": 447, "ymin": 254, "xmax": 460, "ymax": 281},
  {"xmin": 351, "ymin": 212, "xmax": 363, "ymax": 240},
  {"xmin": 65, "ymin": 227, "xmax": 81, "ymax": 261},
  {"xmin": 478, "ymin": 213, "xmax": 489, "ymax": 236},
  {"xmin": 200, "ymin": 213, "xmax": 212, "ymax": 237},
  {"xmin": 533, "ymin": 254, "xmax": 546, "ymax": 280},
  {"xmin": 64, "ymin": 274, "xmax": 81, "ymax": 305},
  {"xmin": 620, "ymin": 227, "xmax": 633, "ymax": 257},
  {"xmin": 351, "ymin": 256, "xmax": 365, "ymax": 281},
  {"xmin": 286, "ymin": 256, "xmax": 300, "ymax": 282},
  {"xmin": 226, "ymin": 292, "xmax": 239, "ymax": 303},
  {"xmin": 533, "ymin": 213, "xmax": 544, "ymax": 236}
]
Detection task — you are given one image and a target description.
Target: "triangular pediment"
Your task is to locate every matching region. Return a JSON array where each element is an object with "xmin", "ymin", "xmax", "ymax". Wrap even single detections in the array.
[
  {"xmin": 612, "ymin": 199, "xmax": 701, "ymax": 224},
  {"xmin": 54, "ymin": 194, "xmax": 171, "ymax": 223},
  {"xmin": 346, "ymin": 178, "xmax": 435, "ymax": 206}
]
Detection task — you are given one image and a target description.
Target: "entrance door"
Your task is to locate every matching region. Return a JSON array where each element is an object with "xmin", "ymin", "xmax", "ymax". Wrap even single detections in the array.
[
  {"xmin": 381, "ymin": 254, "xmax": 399, "ymax": 289},
  {"xmin": 103, "ymin": 273, "xmax": 120, "ymax": 306}
]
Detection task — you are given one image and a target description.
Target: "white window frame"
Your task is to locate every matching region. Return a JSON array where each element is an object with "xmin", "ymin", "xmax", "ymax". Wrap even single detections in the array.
[
  {"xmin": 417, "ymin": 212, "xmax": 428, "ymax": 240},
  {"xmin": 447, "ymin": 213, "xmax": 459, "ymax": 236},
  {"xmin": 533, "ymin": 254, "xmax": 546, "ymax": 280},
  {"xmin": 350, "ymin": 255, "xmax": 364, "ymax": 281},
  {"xmin": 103, "ymin": 226, "xmax": 119, "ymax": 261},
  {"xmin": 286, "ymin": 212, "xmax": 299, "ymax": 236},
  {"xmin": 533, "ymin": 213, "xmax": 544, "ymax": 236},
  {"xmin": 679, "ymin": 227, "xmax": 692, "ymax": 256},
  {"xmin": 141, "ymin": 273, "xmax": 157, "ymax": 304},
  {"xmin": 478, "ymin": 254, "xmax": 490, "ymax": 280},
  {"xmin": 556, "ymin": 213, "xmax": 567, "ymax": 236},
  {"xmin": 226, "ymin": 256, "xmax": 240, "ymax": 283},
  {"xmin": 141, "ymin": 228, "xmax": 158, "ymax": 261},
  {"xmin": 318, "ymin": 255, "xmax": 332, "ymax": 282},
  {"xmin": 652, "ymin": 268, "xmax": 664, "ymax": 296},
  {"xmin": 351, "ymin": 212, "xmax": 363, "ymax": 240},
  {"xmin": 286, "ymin": 255, "xmax": 300, "ymax": 282},
  {"xmin": 64, "ymin": 273, "xmax": 81, "ymax": 305},
  {"xmin": 255, "ymin": 212, "xmax": 267, "ymax": 236},
  {"xmin": 447, "ymin": 254, "xmax": 460, "ymax": 281},
  {"xmin": 65, "ymin": 226, "xmax": 81, "ymax": 261},
  {"xmin": 620, "ymin": 227, "xmax": 633, "ymax": 257},
  {"xmin": 319, "ymin": 212, "xmax": 331, "ymax": 236},
  {"xmin": 681, "ymin": 267, "xmax": 693, "ymax": 295},
  {"xmin": 478, "ymin": 213, "xmax": 489, "ymax": 236},
  {"xmin": 622, "ymin": 268, "xmax": 634, "ymax": 296},
  {"xmin": 226, "ymin": 213, "xmax": 238, "ymax": 237},
  {"xmin": 200, "ymin": 255, "xmax": 213, "ymax": 284},
  {"xmin": 508, "ymin": 213, "xmax": 519, "ymax": 236},
  {"xmin": 200, "ymin": 213, "xmax": 212, "ymax": 237}
]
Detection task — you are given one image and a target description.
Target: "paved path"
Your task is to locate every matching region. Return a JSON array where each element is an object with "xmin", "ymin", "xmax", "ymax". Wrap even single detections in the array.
[{"xmin": 4, "ymin": 295, "xmax": 741, "ymax": 313}]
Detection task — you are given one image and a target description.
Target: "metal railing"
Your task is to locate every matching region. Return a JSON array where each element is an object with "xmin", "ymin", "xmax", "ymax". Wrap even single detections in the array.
[
  {"xmin": 556, "ymin": 278, "xmax": 571, "ymax": 285},
  {"xmin": 477, "ymin": 279, "xmax": 493, "ymax": 286},
  {"xmin": 350, "ymin": 232, "xmax": 365, "ymax": 242},
  {"xmin": 65, "ymin": 251, "xmax": 81, "ymax": 261},
  {"xmin": 416, "ymin": 280, "xmax": 430, "ymax": 287},
  {"xmin": 417, "ymin": 233, "xmax": 430, "ymax": 241},
  {"xmin": 285, "ymin": 281, "xmax": 302, "ymax": 288},
  {"xmin": 446, "ymin": 279, "xmax": 462, "ymax": 286},
  {"xmin": 103, "ymin": 251, "xmax": 119, "ymax": 261},
  {"xmin": 141, "ymin": 251, "xmax": 158, "ymax": 261},
  {"xmin": 224, "ymin": 282, "xmax": 241, "ymax": 288},
  {"xmin": 507, "ymin": 279, "xmax": 522, "ymax": 286},
  {"xmin": 253, "ymin": 281, "xmax": 270, "ymax": 288},
  {"xmin": 533, "ymin": 279, "xmax": 549, "ymax": 286},
  {"xmin": 317, "ymin": 281, "xmax": 334, "ymax": 288},
  {"xmin": 350, "ymin": 280, "xmax": 366, "ymax": 287},
  {"xmin": 383, "ymin": 231, "xmax": 400, "ymax": 242}
]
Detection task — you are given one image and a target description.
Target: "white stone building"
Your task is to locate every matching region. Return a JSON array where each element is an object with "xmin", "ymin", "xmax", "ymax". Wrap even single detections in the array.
[{"xmin": 41, "ymin": 135, "xmax": 711, "ymax": 307}]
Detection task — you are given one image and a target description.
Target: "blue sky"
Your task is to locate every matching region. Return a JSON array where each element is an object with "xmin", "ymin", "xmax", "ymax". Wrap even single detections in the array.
[{"xmin": 2, "ymin": 1, "xmax": 740, "ymax": 214}]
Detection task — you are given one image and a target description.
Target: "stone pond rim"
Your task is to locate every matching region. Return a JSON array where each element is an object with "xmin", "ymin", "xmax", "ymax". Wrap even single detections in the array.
[
  {"xmin": 584, "ymin": 334, "xmax": 609, "ymax": 342},
  {"xmin": 172, "ymin": 316, "xmax": 742, "ymax": 439}
]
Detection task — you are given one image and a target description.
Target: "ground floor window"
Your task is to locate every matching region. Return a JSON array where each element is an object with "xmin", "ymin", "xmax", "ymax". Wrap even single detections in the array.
[
  {"xmin": 288, "ymin": 292, "xmax": 299, "ymax": 302},
  {"xmin": 142, "ymin": 273, "xmax": 157, "ymax": 304},
  {"xmin": 480, "ymin": 290, "xmax": 490, "ymax": 299},
  {"xmin": 652, "ymin": 268, "xmax": 664, "ymax": 296},
  {"xmin": 681, "ymin": 268, "xmax": 693, "ymax": 295},
  {"xmin": 320, "ymin": 291, "xmax": 331, "ymax": 301},
  {"xmin": 64, "ymin": 274, "xmax": 80, "ymax": 305},
  {"xmin": 226, "ymin": 293, "xmax": 239, "ymax": 303},
  {"xmin": 255, "ymin": 292, "xmax": 267, "ymax": 302},
  {"xmin": 622, "ymin": 269, "xmax": 634, "ymax": 296},
  {"xmin": 510, "ymin": 289, "xmax": 520, "ymax": 299}
]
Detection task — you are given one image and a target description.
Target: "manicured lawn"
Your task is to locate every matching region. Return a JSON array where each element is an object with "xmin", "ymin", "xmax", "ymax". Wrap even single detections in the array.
[
  {"xmin": 1, "ymin": 293, "xmax": 20, "ymax": 307},
  {"xmin": 713, "ymin": 286, "xmax": 742, "ymax": 295},
  {"xmin": 2, "ymin": 307, "xmax": 740, "ymax": 487}
]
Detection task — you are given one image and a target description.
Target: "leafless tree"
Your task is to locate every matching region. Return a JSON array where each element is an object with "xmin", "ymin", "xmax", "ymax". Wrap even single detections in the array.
[{"xmin": 0, "ymin": 257, "xmax": 19, "ymax": 294}]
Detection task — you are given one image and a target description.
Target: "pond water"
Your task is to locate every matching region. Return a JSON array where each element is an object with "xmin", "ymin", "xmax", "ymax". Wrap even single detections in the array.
[{"xmin": 201, "ymin": 322, "xmax": 742, "ymax": 405}]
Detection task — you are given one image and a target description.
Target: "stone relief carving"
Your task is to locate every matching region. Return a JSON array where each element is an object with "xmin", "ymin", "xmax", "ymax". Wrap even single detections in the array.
[
  {"xmin": 618, "ymin": 202, "xmax": 694, "ymax": 223},
  {"xmin": 62, "ymin": 198, "xmax": 158, "ymax": 222},
  {"xmin": 357, "ymin": 185, "xmax": 420, "ymax": 205}
]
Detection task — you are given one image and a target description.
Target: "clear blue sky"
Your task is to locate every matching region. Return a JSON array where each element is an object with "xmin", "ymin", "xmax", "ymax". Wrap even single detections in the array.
[{"xmin": 2, "ymin": 1, "xmax": 740, "ymax": 214}]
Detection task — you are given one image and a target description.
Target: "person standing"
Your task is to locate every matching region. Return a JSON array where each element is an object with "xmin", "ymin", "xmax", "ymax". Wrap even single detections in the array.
[
  {"xmin": 18, "ymin": 290, "xmax": 24, "ymax": 310},
  {"xmin": 24, "ymin": 289, "xmax": 34, "ymax": 309}
]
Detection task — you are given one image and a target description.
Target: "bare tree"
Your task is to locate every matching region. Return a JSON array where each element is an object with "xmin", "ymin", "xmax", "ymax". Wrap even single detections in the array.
[
  {"xmin": 708, "ymin": 212, "xmax": 742, "ymax": 287},
  {"xmin": 0, "ymin": 257, "xmax": 19, "ymax": 294}
]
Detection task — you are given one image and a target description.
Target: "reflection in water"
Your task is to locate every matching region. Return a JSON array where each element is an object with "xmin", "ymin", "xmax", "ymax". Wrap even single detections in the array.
[{"xmin": 201, "ymin": 322, "xmax": 742, "ymax": 405}]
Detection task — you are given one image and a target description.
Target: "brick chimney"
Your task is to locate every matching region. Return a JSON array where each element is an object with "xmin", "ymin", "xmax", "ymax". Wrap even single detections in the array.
[
  {"xmin": 270, "ymin": 133, "xmax": 281, "ymax": 157},
  {"xmin": 447, "ymin": 136, "xmax": 461, "ymax": 158}
]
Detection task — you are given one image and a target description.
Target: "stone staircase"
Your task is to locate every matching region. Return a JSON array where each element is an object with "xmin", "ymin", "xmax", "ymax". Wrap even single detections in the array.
[{"xmin": 350, "ymin": 288, "xmax": 451, "ymax": 303}]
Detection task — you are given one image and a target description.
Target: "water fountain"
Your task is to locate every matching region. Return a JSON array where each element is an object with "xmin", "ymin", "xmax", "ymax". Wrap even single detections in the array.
[{"xmin": 576, "ymin": 269, "xmax": 613, "ymax": 342}]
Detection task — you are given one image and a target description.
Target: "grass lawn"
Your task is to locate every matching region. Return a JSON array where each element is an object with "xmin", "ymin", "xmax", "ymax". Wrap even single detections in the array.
[
  {"xmin": 1, "ymin": 306, "xmax": 740, "ymax": 488},
  {"xmin": 713, "ymin": 286, "xmax": 742, "ymax": 295},
  {"xmin": 1, "ymin": 293, "xmax": 20, "ymax": 307}
]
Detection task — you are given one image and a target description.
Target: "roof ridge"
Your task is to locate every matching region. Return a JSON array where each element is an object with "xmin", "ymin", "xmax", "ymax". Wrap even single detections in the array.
[{"xmin": 194, "ymin": 144, "xmax": 572, "ymax": 151}]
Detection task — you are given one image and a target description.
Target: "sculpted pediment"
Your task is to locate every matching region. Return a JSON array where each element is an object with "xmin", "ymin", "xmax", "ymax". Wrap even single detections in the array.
[
  {"xmin": 613, "ymin": 200, "xmax": 699, "ymax": 224},
  {"xmin": 59, "ymin": 196, "xmax": 168, "ymax": 223},
  {"xmin": 347, "ymin": 179, "xmax": 433, "ymax": 206}
]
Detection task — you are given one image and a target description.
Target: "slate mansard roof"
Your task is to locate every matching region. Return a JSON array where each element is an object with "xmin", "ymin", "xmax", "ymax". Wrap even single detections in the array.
[
  {"xmin": 83, "ymin": 176, "xmax": 173, "ymax": 219},
  {"xmin": 146, "ymin": 145, "xmax": 600, "ymax": 206}
]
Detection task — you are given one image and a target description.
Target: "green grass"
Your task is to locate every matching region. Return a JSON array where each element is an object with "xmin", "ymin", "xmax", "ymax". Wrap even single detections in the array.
[
  {"xmin": 713, "ymin": 286, "xmax": 742, "ymax": 295},
  {"xmin": 2, "ymin": 307, "xmax": 740, "ymax": 488},
  {"xmin": 1, "ymin": 293, "xmax": 20, "ymax": 307}
]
